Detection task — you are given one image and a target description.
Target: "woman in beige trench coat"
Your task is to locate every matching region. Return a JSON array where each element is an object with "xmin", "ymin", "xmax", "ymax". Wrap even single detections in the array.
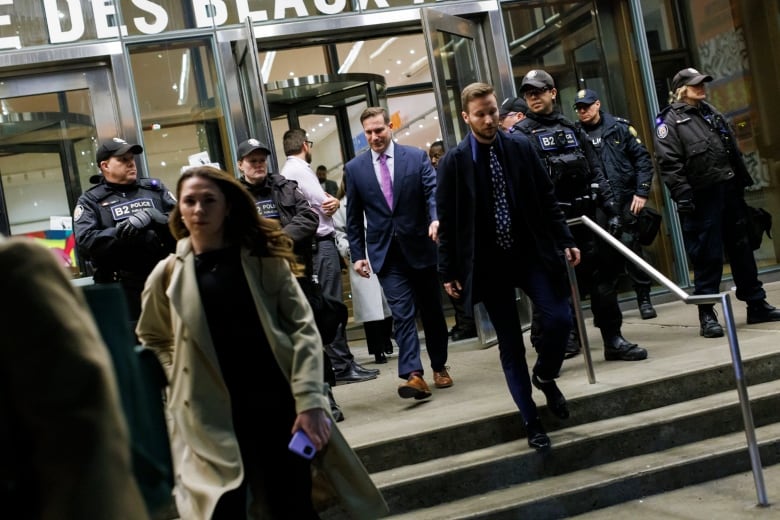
[{"xmin": 137, "ymin": 166, "xmax": 387, "ymax": 519}]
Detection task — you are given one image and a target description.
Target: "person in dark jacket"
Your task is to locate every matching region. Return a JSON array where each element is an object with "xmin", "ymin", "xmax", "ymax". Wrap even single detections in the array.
[
  {"xmin": 654, "ymin": 67, "xmax": 780, "ymax": 336},
  {"xmin": 237, "ymin": 138, "xmax": 347, "ymax": 421},
  {"xmin": 1, "ymin": 236, "xmax": 149, "ymax": 520},
  {"xmin": 73, "ymin": 138, "xmax": 176, "ymax": 326},
  {"xmin": 514, "ymin": 69, "xmax": 647, "ymax": 362},
  {"xmin": 437, "ymin": 82, "xmax": 580, "ymax": 451},
  {"xmin": 574, "ymin": 88, "xmax": 658, "ymax": 320}
]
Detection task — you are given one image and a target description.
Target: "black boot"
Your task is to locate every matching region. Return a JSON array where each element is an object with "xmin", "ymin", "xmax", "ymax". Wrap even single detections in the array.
[
  {"xmin": 636, "ymin": 287, "xmax": 657, "ymax": 320},
  {"xmin": 746, "ymin": 300, "xmax": 780, "ymax": 324},
  {"xmin": 564, "ymin": 327, "xmax": 581, "ymax": 359},
  {"xmin": 326, "ymin": 384, "xmax": 345, "ymax": 422},
  {"xmin": 602, "ymin": 330, "xmax": 648, "ymax": 361},
  {"xmin": 698, "ymin": 305, "xmax": 724, "ymax": 337}
]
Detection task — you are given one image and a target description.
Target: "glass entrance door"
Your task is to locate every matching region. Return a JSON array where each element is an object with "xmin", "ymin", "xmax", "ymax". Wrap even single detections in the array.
[
  {"xmin": 265, "ymin": 73, "xmax": 387, "ymax": 180},
  {"xmin": 422, "ymin": 8, "xmax": 492, "ymax": 148},
  {"xmin": 0, "ymin": 68, "xmax": 118, "ymax": 275}
]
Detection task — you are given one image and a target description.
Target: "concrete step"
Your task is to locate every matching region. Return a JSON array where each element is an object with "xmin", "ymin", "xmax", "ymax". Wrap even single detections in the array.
[
  {"xmin": 354, "ymin": 350, "xmax": 780, "ymax": 475},
  {"xmin": 325, "ymin": 282, "xmax": 780, "ymax": 518},
  {"xmin": 374, "ymin": 379, "xmax": 780, "ymax": 515},
  {"xmin": 384, "ymin": 423, "xmax": 780, "ymax": 519},
  {"xmin": 320, "ymin": 351, "xmax": 780, "ymax": 519}
]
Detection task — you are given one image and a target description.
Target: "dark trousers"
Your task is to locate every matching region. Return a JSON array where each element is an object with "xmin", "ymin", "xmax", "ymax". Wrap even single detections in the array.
[
  {"xmin": 448, "ymin": 294, "xmax": 476, "ymax": 332},
  {"xmin": 314, "ymin": 239, "xmax": 357, "ymax": 374},
  {"xmin": 480, "ymin": 265, "xmax": 571, "ymax": 425},
  {"xmin": 378, "ymin": 242, "xmax": 448, "ymax": 379},
  {"xmin": 681, "ymin": 180, "xmax": 764, "ymax": 302},
  {"xmin": 212, "ymin": 424, "xmax": 319, "ymax": 519},
  {"xmin": 364, "ymin": 316, "xmax": 393, "ymax": 355}
]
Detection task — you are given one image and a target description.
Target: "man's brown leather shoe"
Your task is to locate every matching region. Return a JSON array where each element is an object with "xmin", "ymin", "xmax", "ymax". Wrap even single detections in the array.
[
  {"xmin": 433, "ymin": 368, "xmax": 453, "ymax": 388},
  {"xmin": 398, "ymin": 374, "xmax": 432, "ymax": 400}
]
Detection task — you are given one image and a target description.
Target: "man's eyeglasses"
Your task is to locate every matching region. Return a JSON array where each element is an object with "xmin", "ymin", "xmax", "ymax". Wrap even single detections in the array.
[
  {"xmin": 523, "ymin": 87, "xmax": 551, "ymax": 99},
  {"xmin": 305, "ymin": 140, "xmax": 314, "ymax": 149}
]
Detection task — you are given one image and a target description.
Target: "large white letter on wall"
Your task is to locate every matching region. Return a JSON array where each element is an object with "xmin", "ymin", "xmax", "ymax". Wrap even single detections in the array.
[
  {"xmin": 45, "ymin": 0, "xmax": 86, "ymax": 43},
  {"xmin": 193, "ymin": 0, "xmax": 228, "ymax": 27},
  {"xmin": 133, "ymin": 0, "xmax": 169, "ymax": 34}
]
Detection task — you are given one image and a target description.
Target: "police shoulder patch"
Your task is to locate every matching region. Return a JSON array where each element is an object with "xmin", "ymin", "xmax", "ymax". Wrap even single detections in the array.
[
  {"xmin": 656, "ymin": 124, "xmax": 669, "ymax": 139},
  {"xmin": 73, "ymin": 204, "xmax": 84, "ymax": 222}
]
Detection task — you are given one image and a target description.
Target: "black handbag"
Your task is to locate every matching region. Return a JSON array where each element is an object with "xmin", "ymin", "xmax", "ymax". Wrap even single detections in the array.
[
  {"xmin": 637, "ymin": 206, "xmax": 662, "ymax": 246},
  {"xmin": 297, "ymin": 276, "xmax": 348, "ymax": 345},
  {"xmin": 746, "ymin": 205, "xmax": 773, "ymax": 250}
]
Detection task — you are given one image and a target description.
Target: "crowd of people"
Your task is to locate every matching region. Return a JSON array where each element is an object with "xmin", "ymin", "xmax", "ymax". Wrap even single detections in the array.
[{"xmin": 10, "ymin": 64, "xmax": 779, "ymax": 519}]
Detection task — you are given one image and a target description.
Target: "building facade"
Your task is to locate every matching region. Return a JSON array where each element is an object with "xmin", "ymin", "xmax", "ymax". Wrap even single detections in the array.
[{"xmin": 0, "ymin": 0, "xmax": 778, "ymax": 293}]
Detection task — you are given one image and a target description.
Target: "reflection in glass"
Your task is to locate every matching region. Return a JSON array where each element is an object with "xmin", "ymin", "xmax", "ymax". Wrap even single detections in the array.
[{"xmin": 130, "ymin": 40, "xmax": 227, "ymax": 187}]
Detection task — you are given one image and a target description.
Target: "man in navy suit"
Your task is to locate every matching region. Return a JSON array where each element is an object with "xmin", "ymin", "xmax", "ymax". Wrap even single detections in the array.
[
  {"xmin": 345, "ymin": 107, "xmax": 451, "ymax": 400},
  {"xmin": 437, "ymin": 82, "xmax": 580, "ymax": 451}
]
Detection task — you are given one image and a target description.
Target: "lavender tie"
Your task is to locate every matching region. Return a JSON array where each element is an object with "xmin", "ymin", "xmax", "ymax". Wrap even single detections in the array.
[{"xmin": 379, "ymin": 153, "xmax": 394, "ymax": 209}]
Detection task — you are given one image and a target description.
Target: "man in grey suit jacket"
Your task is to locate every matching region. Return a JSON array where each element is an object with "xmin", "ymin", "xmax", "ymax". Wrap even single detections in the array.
[{"xmin": 344, "ymin": 107, "xmax": 451, "ymax": 400}]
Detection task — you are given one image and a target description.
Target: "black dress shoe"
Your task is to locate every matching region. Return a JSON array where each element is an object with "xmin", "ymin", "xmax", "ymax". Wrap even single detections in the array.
[
  {"xmin": 603, "ymin": 335, "xmax": 648, "ymax": 361},
  {"xmin": 326, "ymin": 384, "xmax": 345, "ymax": 422},
  {"xmin": 334, "ymin": 369, "xmax": 377, "ymax": 384},
  {"xmin": 353, "ymin": 363, "xmax": 380, "ymax": 376},
  {"xmin": 384, "ymin": 342, "xmax": 394, "ymax": 355},
  {"xmin": 531, "ymin": 374, "xmax": 569, "ymax": 419},
  {"xmin": 747, "ymin": 300, "xmax": 780, "ymax": 324},
  {"xmin": 374, "ymin": 353, "xmax": 387, "ymax": 364},
  {"xmin": 451, "ymin": 327, "xmax": 478, "ymax": 341},
  {"xmin": 525, "ymin": 419, "xmax": 551, "ymax": 452}
]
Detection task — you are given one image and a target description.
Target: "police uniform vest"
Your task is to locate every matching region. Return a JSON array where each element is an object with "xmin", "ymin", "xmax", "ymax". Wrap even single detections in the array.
[
  {"xmin": 82, "ymin": 178, "xmax": 167, "ymax": 229},
  {"xmin": 78, "ymin": 178, "xmax": 174, "ymax": 282},
  {"xmin": 515, "ymin": 113, "xmax": 594, "ymax": 217}
]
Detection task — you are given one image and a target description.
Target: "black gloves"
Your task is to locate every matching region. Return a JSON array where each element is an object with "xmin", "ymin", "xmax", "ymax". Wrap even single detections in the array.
[
  {"xmin": 607, "ymin": 215, "xmax": 623, "ymax": 237},
  {"xmin": 116, "ymin": 208, "xmax": 168, "ymax": 241},
  {"xmin": 145, "ymin": 207, "xmax": 169, "ymax": 226}
]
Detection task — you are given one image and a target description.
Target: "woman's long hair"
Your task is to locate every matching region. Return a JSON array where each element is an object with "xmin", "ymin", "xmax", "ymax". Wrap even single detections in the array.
[{"xmin": 169, "ymin": 166, "xmax": 301, "ymax": 274}]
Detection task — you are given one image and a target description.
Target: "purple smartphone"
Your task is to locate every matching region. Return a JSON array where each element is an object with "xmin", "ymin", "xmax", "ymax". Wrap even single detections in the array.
[
  {"xmin": 288, "ymin": 419, "xmax": 331, "ymax": 460},
  {"xmin": 288, "ymin": 430, "xmax": 317, "ymax": 460}
]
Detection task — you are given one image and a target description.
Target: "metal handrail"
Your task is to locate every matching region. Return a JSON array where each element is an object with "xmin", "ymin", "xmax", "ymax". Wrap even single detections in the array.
[{"xmin": 571, "ymin": 214, "xmax": 768, "ymax": 506}]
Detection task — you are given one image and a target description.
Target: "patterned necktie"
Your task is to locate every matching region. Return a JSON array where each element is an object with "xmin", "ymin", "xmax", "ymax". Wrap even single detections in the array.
[
  {"xmin": 489, "ymin": 146, "xmax": 513, "ymax": 250},
  {"xmin": 379, "ymin": 153, "xmax": 393, "ymax": 209}
]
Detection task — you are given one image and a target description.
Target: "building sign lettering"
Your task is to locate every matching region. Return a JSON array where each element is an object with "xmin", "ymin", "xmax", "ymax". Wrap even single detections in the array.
[{"xmin": 0, "ymin": 0, "xmax": 431, "ymax": 50}]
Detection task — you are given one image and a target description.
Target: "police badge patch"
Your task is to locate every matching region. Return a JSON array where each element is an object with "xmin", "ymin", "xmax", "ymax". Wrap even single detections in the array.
[
  {"xmin": 73, "ymin": 204, "xmax": 84, "ymax": 222},
  {"xmin": 656, "ymin": 124, "xmax": 668, "ymax": 139}
]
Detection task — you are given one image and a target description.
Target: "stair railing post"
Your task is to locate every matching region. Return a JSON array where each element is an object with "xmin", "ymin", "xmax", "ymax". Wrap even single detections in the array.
[
  {"xmin": 721, "ymin": 292, "xmax": 769, "ymax": 506},
  {"xmin": 565, "ymin": 217, "xmax": 596, "ymax": 383},
  {"xmin": 580, "ymin": 215, "xmax": 769, "ymax": 507}
]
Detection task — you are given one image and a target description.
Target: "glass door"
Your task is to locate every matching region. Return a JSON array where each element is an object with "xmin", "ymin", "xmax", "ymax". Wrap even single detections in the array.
[
  {"xmin": 233, "ymin": 18, "xmax": 276, "ymax": 170},
  {"xmin": 422, "ymin": 8, "xmax": 492, "ymax": 149},
  {"xmin": 0, "ymin": 68, "xmax": 118, "ymax": 276},
  {"xmin": 265, "ymin": 73, "xmax": 387, "ymax": 177}
]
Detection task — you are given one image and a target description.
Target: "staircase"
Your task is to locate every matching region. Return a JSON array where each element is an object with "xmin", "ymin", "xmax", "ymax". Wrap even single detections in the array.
[{"xmin": 327, "ymin": 295, "xmax": 780, "ymax": 519}]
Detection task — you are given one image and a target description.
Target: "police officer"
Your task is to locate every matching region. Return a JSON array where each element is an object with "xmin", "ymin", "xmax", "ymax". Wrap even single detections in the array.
[
  {"xmin": 237, "ymin": 138, "xmax": 363, "ymax": 422},
  {"xmin": 499, "ymin": 96, "xmax": 528, "ymax": 132},
  {"xmin": 574, "ymin": 88, "xmax": 658, "ymax": 320},
  {"xmin": 654, "ymin": 68, "xmax": 780, "ymax": 337},
  {"xmin": 238, "ymin": 138, "xmax": 319, "ymax": 277},
  {"xmin": 73, "ymin": 137, "xmax": 176, "ymax": 325},
  {"xmin": 514, "ymin": 69, "xmax": 647, "ymax": 362}
]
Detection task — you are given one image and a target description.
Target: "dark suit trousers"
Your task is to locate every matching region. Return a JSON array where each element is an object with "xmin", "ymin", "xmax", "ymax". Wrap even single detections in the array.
[
  {"xmin": 378, "ymin": 241, "xmax": 448, "ymax": 380},
  {"xmin": 480, "ymin": 265, "xmax": 571, "ymax": 425}
]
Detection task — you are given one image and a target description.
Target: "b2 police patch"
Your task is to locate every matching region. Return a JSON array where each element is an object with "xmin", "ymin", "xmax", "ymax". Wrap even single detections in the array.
[
  {"xmin": 73, "ymin": 204, "xmax": 84, "ymax": 222},
  {"xmin": 656, "ymin": 124, "xmax": 669, "ymax": 139}
]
